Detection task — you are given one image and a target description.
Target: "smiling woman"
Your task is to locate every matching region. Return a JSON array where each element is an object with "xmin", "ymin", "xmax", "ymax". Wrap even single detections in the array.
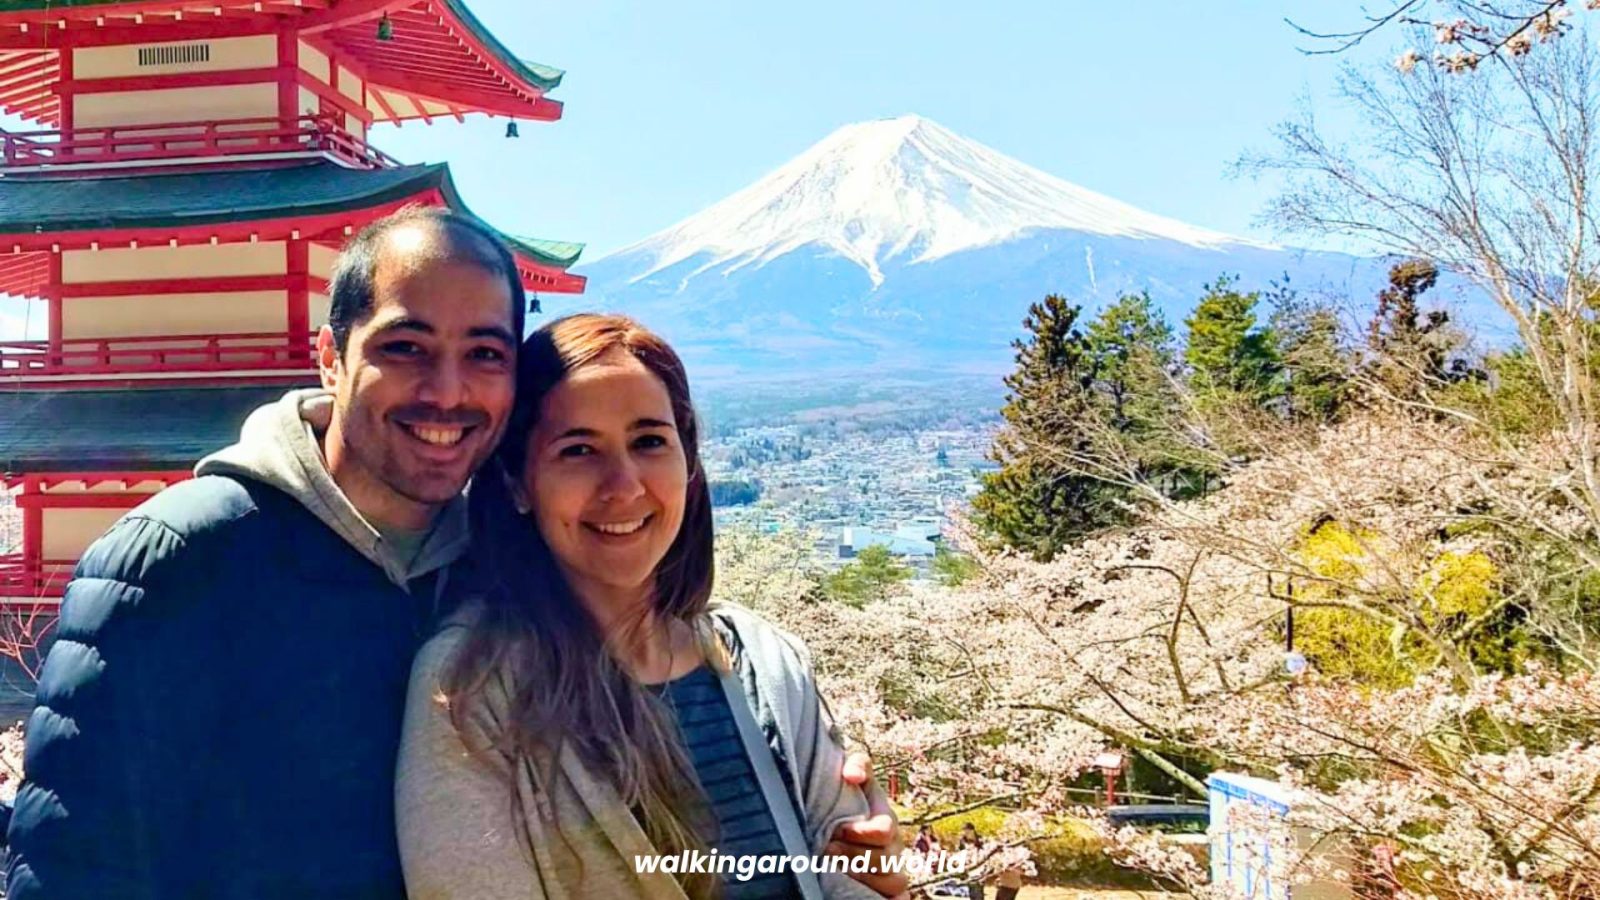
[
  {"xmin": 395, "ymin": 314, "xmax": 900, "ymax": 900},
  {"xmin": 522, "ymin": 344, "xmax": 691, "ymax": 621}
]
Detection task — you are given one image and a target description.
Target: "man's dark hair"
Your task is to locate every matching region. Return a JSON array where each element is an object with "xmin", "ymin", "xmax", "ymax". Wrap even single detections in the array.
[{"xmin": 326, "ymin": 205, "xmax": 527, "ymax": 352}]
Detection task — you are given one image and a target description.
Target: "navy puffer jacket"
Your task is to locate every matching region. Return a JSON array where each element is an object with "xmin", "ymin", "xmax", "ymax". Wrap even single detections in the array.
[{"xmin": 5, "ymin": 476, "xmax": 438, "ymax": 899}]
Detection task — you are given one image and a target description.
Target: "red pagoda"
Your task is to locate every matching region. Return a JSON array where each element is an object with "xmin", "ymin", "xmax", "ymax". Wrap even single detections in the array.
[{"xmin": 0, "ymin": 0, "xmax": 584, "ymax": 610}]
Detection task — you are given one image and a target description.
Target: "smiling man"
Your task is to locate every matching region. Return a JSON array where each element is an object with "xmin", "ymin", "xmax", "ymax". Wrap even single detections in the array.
[{"xmin": 5, "ymin": 207, "xmax": 523, "ymax": 899}]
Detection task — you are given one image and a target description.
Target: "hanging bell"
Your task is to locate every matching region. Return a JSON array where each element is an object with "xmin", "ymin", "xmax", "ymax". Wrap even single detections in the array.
[
  {"xmin": 376, "ymin": 14, "xmax": 393, "ymax": 41},
  {"xmin": 505, "ymin": 120, "xmax": 520, "ymax": 138}
]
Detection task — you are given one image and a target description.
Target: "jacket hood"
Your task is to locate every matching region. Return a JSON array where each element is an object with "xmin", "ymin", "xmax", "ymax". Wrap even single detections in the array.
[{"xmin": 195, "ymin": 388, "xmax": 468, "ymax": 587}]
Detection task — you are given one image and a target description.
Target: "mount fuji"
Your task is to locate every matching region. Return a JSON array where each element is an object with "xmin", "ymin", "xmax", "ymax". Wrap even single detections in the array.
[{"xmin": 559, "ymin": 115, "xmax": 1397, "ymax": 382}]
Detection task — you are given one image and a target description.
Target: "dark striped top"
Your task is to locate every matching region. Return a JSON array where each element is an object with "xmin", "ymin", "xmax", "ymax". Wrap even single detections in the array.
[{"xmin": 657, "ymin": 666, "xmax": 801, "ymax": 900}]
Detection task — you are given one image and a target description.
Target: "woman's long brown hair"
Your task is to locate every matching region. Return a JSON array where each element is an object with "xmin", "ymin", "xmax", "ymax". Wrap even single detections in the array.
[{"xmin": 441, "ymin": 313, "xmax": 719, "ymax": 898}]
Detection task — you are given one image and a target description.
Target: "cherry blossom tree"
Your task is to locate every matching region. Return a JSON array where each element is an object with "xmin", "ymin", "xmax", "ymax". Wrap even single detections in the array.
[
  {"xmin": 719, "ymin": 399, "xmax": 1600, "ymax": 897},
  {"xmin": 1288, "ymin": 2, "xmax": 1592, "ymax": 72}
]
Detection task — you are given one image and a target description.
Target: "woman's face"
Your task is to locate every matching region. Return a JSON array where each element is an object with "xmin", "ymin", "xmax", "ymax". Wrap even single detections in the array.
[{"xmin": 522, "ymin": 349, "xmax": 689, "ymax": 606}]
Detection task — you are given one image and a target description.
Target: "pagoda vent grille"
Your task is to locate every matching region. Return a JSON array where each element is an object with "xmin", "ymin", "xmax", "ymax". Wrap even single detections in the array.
[{"xmin": 137, "ymin": 43, "xmax": 211, "ymax": 67}]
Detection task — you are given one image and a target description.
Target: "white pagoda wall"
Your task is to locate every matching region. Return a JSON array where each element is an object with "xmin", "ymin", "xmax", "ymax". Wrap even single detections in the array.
[
  {"xmin": 63, "ymin": 291, "xmax": 289, "ymax": 340},
  {"xmin": 75, "ymin": 83, "xmax": 278, "ymax": 130},
  {"xmin": 63, "ymin": 243, "xmax": 287, "ymax": 282},
  {"xmin": 37, "ymin": 481, "xmax": 165, "ymax": 560},
  {"xmin": 310, "ymin": 292, "xmax": 332, "ymax": 331},
  {"xmin": 58, "ymin": 243, "xmax": 295, "ymax": 342},
  {"xmin": 41, "ymin": 508, "xmax": 124, "ymax": 560},
  {"xmin": 72, "ymin": 35, "xmax": 280, "ymax": 129},
  {"xmin": 73, "ymin": 35, "xmax": 277, "ymax": 79}
]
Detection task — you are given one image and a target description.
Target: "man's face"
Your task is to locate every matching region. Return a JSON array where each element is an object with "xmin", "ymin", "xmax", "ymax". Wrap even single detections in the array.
[{"xmin": 319, "ymin": 226, "xmax": 517, "ymax": 529}]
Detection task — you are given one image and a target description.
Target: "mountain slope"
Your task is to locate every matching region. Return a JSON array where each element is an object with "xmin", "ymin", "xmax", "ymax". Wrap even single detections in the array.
[
  {"xmin": 620, "ymin": 114, "xmax": 1271, "ymax": 288},
  {"xmin": 563, "ymin": 116, "xmax": 1410, "ymax": 381}
]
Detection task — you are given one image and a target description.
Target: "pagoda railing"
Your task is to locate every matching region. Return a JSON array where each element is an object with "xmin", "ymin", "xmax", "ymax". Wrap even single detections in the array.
[
  {"xmin": 0, "ymin": 115, "xmax": 399, "ymax": 173},
  {"xmin": 0, "ymin": 555, "xmax": 73, "ymax": 600},
  {"xmin": 0, "ymin": 331, "xmax": 318, "ymax": 379}
]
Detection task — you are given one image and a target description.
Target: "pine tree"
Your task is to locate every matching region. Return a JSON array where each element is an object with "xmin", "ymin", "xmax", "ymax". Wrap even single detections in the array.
[
  {"xmin": 1084, "ymin": 291, "xmax": 1197, "ymax": 489},
  {"xmin": 1267, "ymin": 277, "xmax": 1352, "ymax": 423},
  {"xmin": 823, "ymin": 544, "xmax": 912, "ymax": 607},
  {"xmin": 1184, "ymin": 274, "xmax": 1282, "ymax": 403},
  {"xmin": 1367, "ymin": 259, "xmax": 1461, "ymax": 395},
  {"xmin": 1086, "ymin": 291, "xmax": 1176, "ymax": 433},
  {"xmin": 972, "ymin": 295, "xmax": 1124, "ymax": 560}
]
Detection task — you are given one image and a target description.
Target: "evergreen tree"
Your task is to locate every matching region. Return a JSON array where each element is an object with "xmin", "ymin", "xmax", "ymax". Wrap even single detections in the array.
[
  {"xmin": 1086, "ymin": 291, "xmax": 1176, "ymax": 434},
  {"xmin": 1267, "ymin": 277, "xmax": 1352, "ymax": 423},
  {"xmin": 1184, "ymin": 274, "xmax": 1282, "ymax": 402},
  {"xmin": 972, "ymin": 295, "xmax": 1124, "ymax": 560},
  {"xmin": 823, "ymin": 544, "xmax": 912, "ymax": 607},
  {"xmin": 1366, "ymin": 259, "xmax": 1463, "ymax": 395},
  {"xmin": 1084, "ymin": 291, "xmax": 1198, "ymax": 491},
  {"xmin": 930, "ymin": 545, "xmax": 982, "ymax": 587}
]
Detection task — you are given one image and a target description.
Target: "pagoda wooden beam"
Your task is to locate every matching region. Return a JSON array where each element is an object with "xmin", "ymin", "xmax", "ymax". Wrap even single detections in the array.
[
  {"xmin": 27, "ymin": 472, "xmax": 188, "ymax": 491},
  {"xmin": 0, "ymin": 53, "xmax": 53, "ymax": 79},
  {"xmin": 8, "ymin": 99, "xmax": 55, "ymax": 124},
  {"xmin": 341, "ymin": 47, "xmax": 497, "ymax": 77},
  {"xmin": 59, "ymin": 66, "xmax": 278, "ymax": 95},
  {"xmin": 16, "ymin": 493, "xmax": 149, "ymax": 510},
  {"xmin": 21, "ymin": 479, "xmax": 41, "ymax": 564},
  {"xmin": 0, "ymin": 61, "xmax": 53, "ymax": 92},
  {"xmin": 367, "ymin": 72, "xmax": 558, "ymax": 120},
  {"xmin": 287, "ymin": 240, "xmax": 310, "ymax": 342},
  {"xmin": 0, "ymin": 253, "xmax": 46, "ymax": 273},
  {"xmin": 57, "ymin": 274, "xmax": 294, "ymax": 298},
  {"xmin": 0, "ymin": 19, "xmax": 273, "ymax": 49},
  {"xmin": 0, "ymin": 0, "xmax": 262, "ymax": 24},
  {"xmin": 277, "ymin": 28, "xmax": 296, "ymax": 121},
  {"xmin": 333, "ymin": 29, "xmax": 464, "ymax": 53},
  {"xmin": 206, "ymin": 7, "xmax": 283, "ymax": 23},
  {"xmin": 0, "ymin": 81, "xmax": 52, "ymax": 107},
  {"xmin": 46, "ymin": 253, "xmax": 61, "ymax": 359},
  {"xmin": 335, "ymin": 40, "xmax": 498, "ymax": 74},
  {"xmin": 56, "ymin": 34, "xmax": 70, "ymax": 129},
  {"xmin": 352, "ymin": 55, "xmax": 506, "ymax": 86},
  {"xmin": 0, "ymin": 77, "xmax": 48, "ymax": 104},
  {"xmin": 296, "ymin": 0, "xmax": 417, "ymax": 35},
  {"xmin": 368, "ymin": 84, "xmax": 402, "ymax": 121},
  {"xmin": 294, "ymin": 69, "xmax": 373, "ymax": 124},
  {"xmin": 521, "ymin": 268, "xmax": 585, "ymax": 294}
]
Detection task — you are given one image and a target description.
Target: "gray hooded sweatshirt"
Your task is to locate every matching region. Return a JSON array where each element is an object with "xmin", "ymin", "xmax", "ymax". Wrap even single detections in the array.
[{"xmin": 195, "ymin": 387, "xmax": 469, "ymax": 586}]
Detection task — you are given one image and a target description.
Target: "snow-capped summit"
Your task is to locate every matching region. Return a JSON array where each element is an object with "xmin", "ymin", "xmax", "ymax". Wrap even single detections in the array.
[
  {"xmin": 610, "ymin": 114, "xmax": 1268, "ymax": 287},
  {"xmin": 571, "ymin": 115, "xmax": 1390, "ymax": 382}
]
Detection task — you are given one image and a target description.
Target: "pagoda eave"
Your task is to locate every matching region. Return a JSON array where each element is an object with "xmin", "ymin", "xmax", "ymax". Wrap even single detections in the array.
[{"xmin": 0, "ymin": 0, "xmax": 566, "ymax": 125}]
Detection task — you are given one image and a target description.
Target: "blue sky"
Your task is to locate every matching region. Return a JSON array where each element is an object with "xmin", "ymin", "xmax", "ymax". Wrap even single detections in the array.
[
  {"xmin": 0, "ymin": 1, "xmax": 1391, "ymax": 338},
  {"xmin": 375, "ymin": 1, "xmax": 1389, "ymax": 261}
]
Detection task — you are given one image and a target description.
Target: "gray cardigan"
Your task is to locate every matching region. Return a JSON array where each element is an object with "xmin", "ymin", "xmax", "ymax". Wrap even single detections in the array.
[{"xmin": 395, "ymin": 603, "xmax": 887, "ymax": 900}]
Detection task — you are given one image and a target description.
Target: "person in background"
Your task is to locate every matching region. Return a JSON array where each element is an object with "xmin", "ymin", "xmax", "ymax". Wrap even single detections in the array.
[{"xmin": 993, "ymin": 860, "xmax": 1024, "ymax": 900}]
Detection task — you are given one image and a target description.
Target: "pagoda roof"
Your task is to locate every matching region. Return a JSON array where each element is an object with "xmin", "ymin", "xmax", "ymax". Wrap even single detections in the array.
[
  {"xmin": 0, "ymin": 160, "xmax": 585, "ymax": 294},
  {"xmin": 0, "ymin": 0, "xmax": 564, "ymax": 125},
  {"xmin": 0, "ymin": 385, "xmax": 290, "ymax": 472}
]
